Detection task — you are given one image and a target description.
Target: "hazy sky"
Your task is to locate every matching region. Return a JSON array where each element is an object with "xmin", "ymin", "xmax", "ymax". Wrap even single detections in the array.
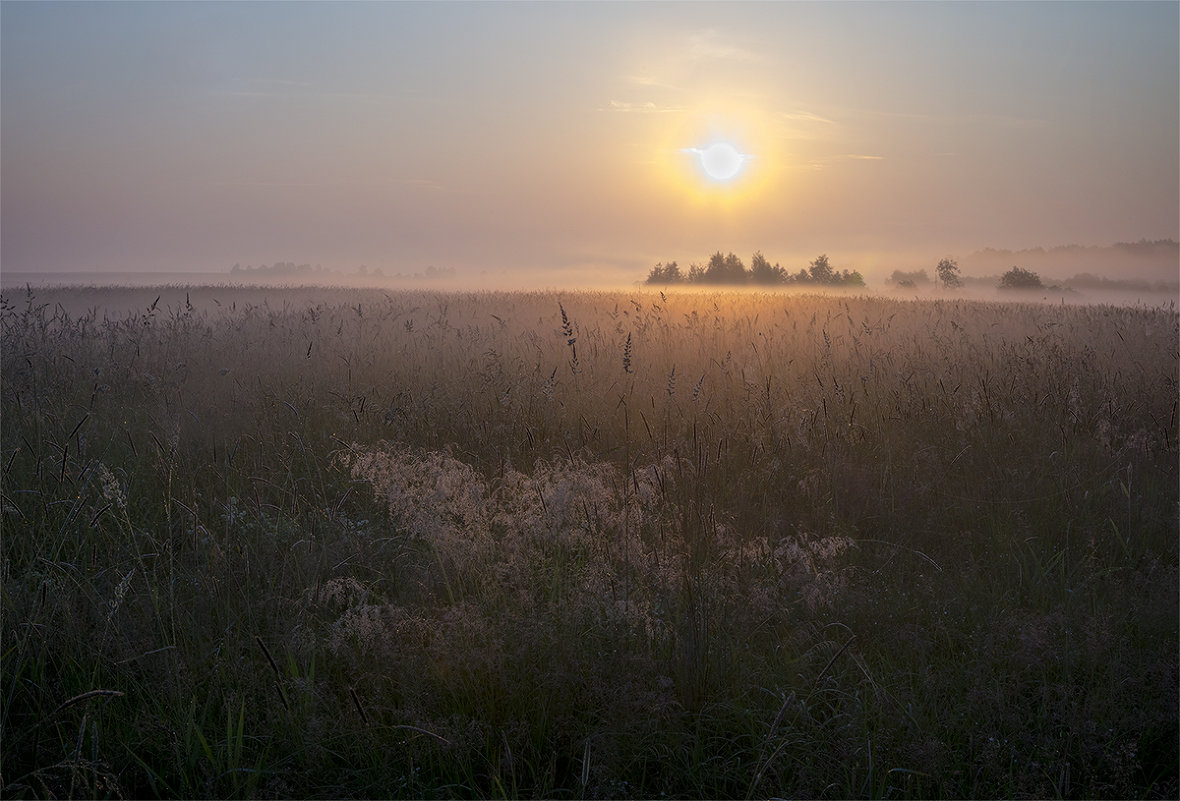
[{"xmin": 3, "ymin": 1, "xmax": 1177, "ymax": 284}]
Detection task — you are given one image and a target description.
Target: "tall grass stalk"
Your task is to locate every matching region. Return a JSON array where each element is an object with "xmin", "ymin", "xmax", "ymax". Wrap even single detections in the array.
[{"xmin": 2, "ymin": 286, "xmax": 1176, "ymax": 798}]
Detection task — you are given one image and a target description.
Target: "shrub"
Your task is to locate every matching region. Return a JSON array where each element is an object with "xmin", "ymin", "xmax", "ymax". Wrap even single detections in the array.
[{"xmin": 999, "ymin": 265, "xmax": 1044, "ymax": 289}]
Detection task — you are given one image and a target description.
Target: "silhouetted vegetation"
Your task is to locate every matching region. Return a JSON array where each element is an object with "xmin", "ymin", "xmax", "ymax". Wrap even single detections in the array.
[
  {"xmin": 231, "ymin": 261, "xmax": 325, "ymax": 276},
  {"xmin": 965, "ymin": 239, "xmax": 1179, "ymax": 282},
  {"xmin": 1063, "ymin": 272, "xmax": 1180, "ymax": 293},
  {"xmin": 936, "ymin": 257, "xmax": 963, "ymax": 288},
  {"xmin": 2, "ymin": 286, "xmax": 1176, "ymax": 799},
  {"xmin": 647, "ymin": 252, "xmax": 864, "ymax": 287},
  {"xmin": 999, "ymin": 265, "xmax": 1045, "ymax": 290},
  {"xmin": 886, "ymin": 269, "xmax": 932, "ymax": 289}
]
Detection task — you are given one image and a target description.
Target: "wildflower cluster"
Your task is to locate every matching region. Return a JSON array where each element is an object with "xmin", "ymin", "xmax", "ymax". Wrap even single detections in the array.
[
  {"xmin": 94, "ymin": 462, "xmax": 126, "ymax": 510},
  {"xmin": 332, "ymin": 443, "xmax": 856, "ymax": 668}
]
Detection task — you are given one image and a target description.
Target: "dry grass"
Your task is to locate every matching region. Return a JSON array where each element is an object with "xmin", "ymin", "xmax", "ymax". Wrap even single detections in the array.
[{"xmin": 1, "ymin": 285, "xmax": 1176, "ymax": 799}]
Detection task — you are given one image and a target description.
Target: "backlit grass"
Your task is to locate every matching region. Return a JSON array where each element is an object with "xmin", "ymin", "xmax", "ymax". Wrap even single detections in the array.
[{"xmin": 2, "ymin": 285, "xmax": 1176, "ymax": 798}]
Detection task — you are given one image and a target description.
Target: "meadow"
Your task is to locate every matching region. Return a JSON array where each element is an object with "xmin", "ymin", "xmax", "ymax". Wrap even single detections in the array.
[{"xmin": 1, "ymin": 284, "xmax": 1176, "ymax": 799}]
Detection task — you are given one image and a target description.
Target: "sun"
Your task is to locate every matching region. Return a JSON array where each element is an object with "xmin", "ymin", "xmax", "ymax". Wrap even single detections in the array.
[
  {"xmin": 683, "ymin": 141, "xmax": 752, "ymax": 182},
  {"xmin": 651, "ymin": 113, "xmax": 779, "ymax": 210}
]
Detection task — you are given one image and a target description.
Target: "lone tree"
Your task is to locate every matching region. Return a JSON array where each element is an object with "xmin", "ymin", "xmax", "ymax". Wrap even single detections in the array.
[
  {"xmin": 999, "ymin": 266, "xmax": 1044, "ymax": 290},
  {"xmin": 935, "ymin": 257, "xmax": 962, "ymax": 288}
]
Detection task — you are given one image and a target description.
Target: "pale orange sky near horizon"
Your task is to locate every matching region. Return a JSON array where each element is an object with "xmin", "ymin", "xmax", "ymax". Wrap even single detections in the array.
[{"xmin": 2, "ymin": 1, "xmax": 1177, "ymax": 285}]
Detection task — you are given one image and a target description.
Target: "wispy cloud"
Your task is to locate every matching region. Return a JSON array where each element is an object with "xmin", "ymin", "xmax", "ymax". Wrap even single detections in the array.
[
  {"xmin": 801, "ymin": 153, "xmax": 885, "ymax": 170},
  {"xmin": 601, "ymin": 100, "xmax": 684, "ymax": 113},
  {"xmin": 619, "ymin": 30, "xmax": 768, "ymax": 93},
  {"xmin": 832, "ymin": 104, "xmax": 1047, "ymax": 131},
  {"xmin": 778, "ymin": 110, "xmax": 836, "ymax": 125},
  {"xmin": 626, "ymin": 75, "xmax": 683, "ymax": 91},
  {"xmin": 775, "ymin": 110, "xmax": 840, "ymax": 140},
  {"xmin": 685, "ymin": 29, "xmax": 767, "ymax": 65}
]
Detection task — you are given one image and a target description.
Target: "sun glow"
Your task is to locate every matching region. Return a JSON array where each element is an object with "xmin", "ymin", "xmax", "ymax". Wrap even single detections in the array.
[
  {"xmin": 683, "ymin": 141, "xmax": 752, "ymax": 182},
  {"xmin": 644, "ymin": 105, "xmax": 787, "ymax": 220}
]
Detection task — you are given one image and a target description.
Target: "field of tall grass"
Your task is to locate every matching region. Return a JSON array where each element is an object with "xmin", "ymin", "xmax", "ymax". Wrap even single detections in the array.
[{"xmin": 2, "ymin": 285, "xmax": 1176, "ymax": 799}]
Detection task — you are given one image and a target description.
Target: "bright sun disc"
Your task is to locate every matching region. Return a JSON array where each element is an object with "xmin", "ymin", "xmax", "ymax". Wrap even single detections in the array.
[{"xmin": 684, "ymin": 141, "xmax": 751, "ymax": 181}]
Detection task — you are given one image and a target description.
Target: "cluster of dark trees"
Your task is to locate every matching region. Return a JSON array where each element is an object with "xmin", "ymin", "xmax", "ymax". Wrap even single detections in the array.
[
  {"xmin": 644, "ymin": 253, "xmax": 1077, "ymax": 292},
  {"xmin": 647, "ymin": 252, "xmax": 865, "ymax": 287}
]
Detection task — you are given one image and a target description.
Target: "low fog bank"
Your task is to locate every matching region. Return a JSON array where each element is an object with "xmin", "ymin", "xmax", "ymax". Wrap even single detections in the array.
[
  {"xmin": 0, "ymin": 263, "xmax": 639, "ymax": 294},
  {"xmin": 3, "ymin": 237, "xmax": 1176, "ymax": 314},
  {"xmin": 959, "ymin": 239, "xmax": 1179, "ymax": 284},
  {"xmin": 4, "ymin": 239, "xmax": 1176, "ymax": 295},
  {"xmin": 875, "ymin": 270, "xmax": 1177, "ymax": 308},
  {"xmin": 876, "ymin": 282, "xmax": 1178, "ymax": 309},
  {"xmin": 4, "ymin": 282, "xmax": 1176, "ymax": 325}
]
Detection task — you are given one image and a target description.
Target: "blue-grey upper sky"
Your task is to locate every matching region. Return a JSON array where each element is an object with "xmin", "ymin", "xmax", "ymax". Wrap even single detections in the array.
[{"xmin": 3, "ymin": 1, "xmax": 1177, "ymax": 283}]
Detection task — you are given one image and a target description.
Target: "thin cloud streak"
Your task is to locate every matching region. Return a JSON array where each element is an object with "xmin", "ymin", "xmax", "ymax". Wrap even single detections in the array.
[
  {"xmin": 833, "ymin": 104, "xmax": 1049, "ymax": 131},
  {"xmin": 778, "ymin": 110, "xmax": 837, "ymax": 125},
  {"xmin": 685, "ymin": 29, "xmax": 768, "ymax": 65},
  {"xmin": 626, "ymin": 75, "xmax": 683, "ymax": 91},
  {"xmin": 803, "ymin": 154, "xmax": 886, "ymax": 168},
  {"xmin": 601, "ymin": 100, "xmax": 685, "ymax": 113}
]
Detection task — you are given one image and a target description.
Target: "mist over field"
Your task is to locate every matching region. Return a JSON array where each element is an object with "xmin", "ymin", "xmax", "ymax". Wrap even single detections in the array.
[
  {"xmin": 2, "ymin": 282, "xmax": 1178, "ymax": 798},
  {"xmin": 4, "ymin": 241, "xmax": 1176, "ymax": 315},
  {"xmin": 2, "ymin": 1, "xmax": 1178, "ymax": 798}
]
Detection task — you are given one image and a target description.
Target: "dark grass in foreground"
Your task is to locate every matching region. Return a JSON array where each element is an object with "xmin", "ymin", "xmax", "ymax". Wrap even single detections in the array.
[{"xmin": 1, "ymin": 286, "xmax": 1176, "ymax": 799}]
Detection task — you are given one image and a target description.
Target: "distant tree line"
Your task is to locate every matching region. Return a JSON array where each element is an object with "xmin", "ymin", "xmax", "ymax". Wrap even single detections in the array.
[
  {"xmin": 647, "ymin": 252, "xmax": 865, "ymax": 287},
  {"xmin": 973, "ymin": 238, "xmax": 1177, "ymax": 260},
  {"xmin": 230, "ymin": 262, "xmax": 387, "ymax": 278},
  {"xmin": 1063, "ymin": 272, "xmax": 1178, "ymax": 293},
  {"xmin": 231, "ymin": 261, "xmax": 323, "ymax": 276},
  {"xmin": 647, "ymin": 251, "xmax": 1174, "ymax": 294},
  {"xmin": 886, "ymin": 261, "xmax": 1054, "ymax": 291},
  {"xmin": 644, "ymin": 253, "xmax": 1093, "ymax": 293}
]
